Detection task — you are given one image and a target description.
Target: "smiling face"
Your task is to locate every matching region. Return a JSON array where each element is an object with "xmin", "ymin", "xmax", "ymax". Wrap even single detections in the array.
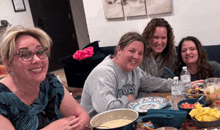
[
  {"xmin": 9, "ymin": 35, "xmax": 48, "ymax": 83},
  {"xmin": 115, "ymin": 41, "xmax": 144, "ymax": 72},
  {"xmin": 150, "ymin": 27, "xmax": 167, "ymax": 57},
  {"xmin": 181, "ymin": 40, "xmax": 199, "ymax": 65}
]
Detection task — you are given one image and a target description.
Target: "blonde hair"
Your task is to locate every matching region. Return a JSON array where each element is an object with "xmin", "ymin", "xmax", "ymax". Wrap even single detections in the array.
[{"xmin": 0, "ymin": 25, "xmax": 52, "ymax": 63}]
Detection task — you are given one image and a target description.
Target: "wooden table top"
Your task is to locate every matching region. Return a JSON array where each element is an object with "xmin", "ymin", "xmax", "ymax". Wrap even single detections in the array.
[{"xmin": 144, "ymin": 92, "xmax": 172, "ymax": 99}]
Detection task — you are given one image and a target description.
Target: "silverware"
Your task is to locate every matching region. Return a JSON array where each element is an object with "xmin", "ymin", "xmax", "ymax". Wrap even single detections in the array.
[
  {"xmin": 164, "ymin": 67, "xmax": 175, "ymax": 77},
  {"xmin": 197, "ymin": 94, "xmax": 205, "ymax": 102}
]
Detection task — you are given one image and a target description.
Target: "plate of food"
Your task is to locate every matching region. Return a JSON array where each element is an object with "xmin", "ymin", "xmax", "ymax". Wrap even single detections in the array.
[
  {"xmin": 183, "ymin": 83, "xmax": 204, "ymax": 99},
  {"xmin": 126, "ymin": 97, "xmax": 171, "ymax": 113}
]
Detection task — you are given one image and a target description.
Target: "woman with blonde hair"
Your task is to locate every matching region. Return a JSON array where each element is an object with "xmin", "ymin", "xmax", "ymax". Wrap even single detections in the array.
[{"xmin": 0, "ymin": 25, "xmax": 90, "ymax": 130}]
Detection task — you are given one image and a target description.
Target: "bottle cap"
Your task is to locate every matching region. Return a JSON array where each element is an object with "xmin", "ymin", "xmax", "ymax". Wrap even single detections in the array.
[
  {"xmin": 182, "ymin": 66, "xmax": 187, "ymax": 70},
  {"xmin": 173, "ymin": 76, "xmax": 178, "ymax": 80}
]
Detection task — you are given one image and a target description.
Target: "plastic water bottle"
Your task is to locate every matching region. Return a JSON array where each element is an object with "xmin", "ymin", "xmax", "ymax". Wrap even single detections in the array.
[
  {"xmin": 180, "ymin": 66, "xmax": 191, "ymax": 93},
  {"xmin": 171, "ymin": 76, "xmax": 183, "ymax": 110}
]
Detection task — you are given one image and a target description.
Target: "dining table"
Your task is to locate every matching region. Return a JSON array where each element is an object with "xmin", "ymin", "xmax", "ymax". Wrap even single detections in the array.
[
  {"xmin": 66, "ymin": 87, "xmax": 220, "ymax": 130},
  {"xmin": 136, "ymin": 91, "xmax": 220, "ymax": 130}
]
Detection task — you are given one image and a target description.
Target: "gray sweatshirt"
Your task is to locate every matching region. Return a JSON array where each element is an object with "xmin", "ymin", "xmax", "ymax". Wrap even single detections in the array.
[{"xmin": 81, "ymin": 55, "xmax": 173, "ymax": 118}]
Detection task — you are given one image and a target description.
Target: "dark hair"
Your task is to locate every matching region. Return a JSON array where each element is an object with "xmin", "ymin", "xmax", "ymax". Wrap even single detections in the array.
[
  {"xmin": 142, "ymin": 18, "xmax": 176, "ymax": 68},
  {"xmin": 174, "ymin": 36, "xmax": 213, "ymax": 79},
  {"xmin": 113, "ymin": 32, "xmax": 145, "ymax": 57}
]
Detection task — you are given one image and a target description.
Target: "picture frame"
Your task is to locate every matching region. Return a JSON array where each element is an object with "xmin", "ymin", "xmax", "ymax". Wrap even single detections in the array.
[{"xmin": 12, "ymin": 0, "xmax": 26, "ymax": 12}]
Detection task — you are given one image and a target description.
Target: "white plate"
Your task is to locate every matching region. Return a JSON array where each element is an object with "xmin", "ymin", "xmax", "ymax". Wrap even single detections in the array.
[{"xmin": 126, "ymin": 97, "xmax": 170, "ymax": 113}]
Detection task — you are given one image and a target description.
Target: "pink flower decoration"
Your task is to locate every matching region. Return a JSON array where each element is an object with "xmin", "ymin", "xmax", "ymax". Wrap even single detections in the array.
[{"xmin": 73, "ymin": 47, "xmax": 94, "ymax": 60}]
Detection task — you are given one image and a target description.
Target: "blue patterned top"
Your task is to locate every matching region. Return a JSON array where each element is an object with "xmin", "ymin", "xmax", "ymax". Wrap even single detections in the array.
[{"xmin": 0, "ymin": 73, "xmax": 64, "ymax": 130}]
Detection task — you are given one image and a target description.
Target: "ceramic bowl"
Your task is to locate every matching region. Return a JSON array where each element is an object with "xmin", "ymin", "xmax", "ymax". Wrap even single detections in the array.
[
  {"xmin": 192, "ymin": 117, "xmax": 220, "ymax": 129},
  {"xmin": 177, "ymin": 98, "xmax": 206, "ymax": 119},
  {"xmin": 90, "ymin": 108, "xmax": 138, "ymax": 130},
  {"xmin": 178, "ymin": 99, "xmax": 206, "ymax": 112}
]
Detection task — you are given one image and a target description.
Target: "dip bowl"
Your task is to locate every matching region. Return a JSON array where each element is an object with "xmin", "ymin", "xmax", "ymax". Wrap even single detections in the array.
[{"xmin": 90, "ymin": 108, "xmax": 138, "ymax": 130}]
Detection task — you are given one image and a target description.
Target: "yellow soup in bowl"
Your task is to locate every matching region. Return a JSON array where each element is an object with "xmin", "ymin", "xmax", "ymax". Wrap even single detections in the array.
[{"xmin": 98, "ymin": 119, "xmax": 132, "ymax": 129}]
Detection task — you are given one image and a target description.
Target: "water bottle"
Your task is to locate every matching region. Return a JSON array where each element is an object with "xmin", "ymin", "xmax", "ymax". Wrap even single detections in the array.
[
  {"xmin": 180, "ymin": 66, "xmax": 191, "ymax": 93},
  {"xmin": 171, "ymin": 76, "xmax": 183, "ymax": 110}
]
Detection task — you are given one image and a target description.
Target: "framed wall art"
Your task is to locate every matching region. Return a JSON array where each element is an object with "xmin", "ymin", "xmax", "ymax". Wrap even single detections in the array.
[
  {"xmin": 12, "ymin": 0, "xmax": 26, "ymax": 12},
  {"xmin": 123, "ymin": 0, "xmax": 146, "ymax": 17},
  {"xmin": 103, "ymin": 0, "xmax": 172, "ymax": 19},
  {"xmin": 146, "ymin": 0, "xmax": 172, "ymax": 15},
  {"xmin": 103, "ymin": 0, "xmax": 124, "ymax": 19}
]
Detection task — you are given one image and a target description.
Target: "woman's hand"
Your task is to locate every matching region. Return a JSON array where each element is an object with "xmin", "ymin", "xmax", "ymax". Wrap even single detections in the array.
[
  {"xmin": 191, "ymin": 80, "xmax": 204, "ymax": 89},
  {"xmin": 191, "ymin": 80, "xmax": 204, "ymax": 85},
  {"xmin": 59, "ymin": 87, "xmax": 90, "ymax": 130},
  {"xmin": 42, "ymin": 116, "xmax": 80, "ymax": 130},
  {"xmin": 126, "ymin": 94, "xmax": 135, "ymax": 102}
]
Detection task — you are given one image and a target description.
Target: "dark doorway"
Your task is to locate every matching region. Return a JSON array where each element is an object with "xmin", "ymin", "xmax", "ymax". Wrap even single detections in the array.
[{"xmin": 29, "ymin": 0, "xmax": 79, "ymax": 72}]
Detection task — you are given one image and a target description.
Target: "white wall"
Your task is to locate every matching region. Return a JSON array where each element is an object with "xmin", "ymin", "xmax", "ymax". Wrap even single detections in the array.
[
  {"xmin": 0, "ymin": 0, "xmax": 89, "ymax": 50},
  {"xmin": 69, "ymin": 0, "xmax": 90, "ymax": 50},
  {"xmin": 83, "ymin": 0, "xmax": 220, "ymax": 47},
  {"xmin": 0, "ymin": 0, "xmax": 34, "ymax": 28}
]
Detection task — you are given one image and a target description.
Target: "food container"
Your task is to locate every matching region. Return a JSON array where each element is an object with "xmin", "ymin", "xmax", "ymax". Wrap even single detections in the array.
[
  {"xmin": 204, "ymin": 77, "xmax": 220, "ymax": 107},
  {"xmin": 177, "ymin": 98, "xmax": 206, "ymax": 119},
  {"xmin": 183, "ymin": 83, "xmax": 204, "ymax": 99},
  {"xmin": 90, "ymin": 108, "xmax": 138, "ymax": 130},
  {"xmin": 137, "ymin": 109, "xmax": 187, "ymax": 129},
  {"xmin": 192, "ymin": 117, "xmax": 220, "ymax": 129}
]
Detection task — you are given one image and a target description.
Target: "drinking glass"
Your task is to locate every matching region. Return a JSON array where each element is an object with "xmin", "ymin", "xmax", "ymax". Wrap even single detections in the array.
[{"xmin": 204, "ymin": 78, "xmax": 220, "ymax": 108}]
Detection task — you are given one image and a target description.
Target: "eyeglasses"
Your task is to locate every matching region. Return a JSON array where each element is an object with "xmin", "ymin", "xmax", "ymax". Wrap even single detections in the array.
[{"xmin": 14, "ymin": 47, "xmax": 49, "ymax": 61}]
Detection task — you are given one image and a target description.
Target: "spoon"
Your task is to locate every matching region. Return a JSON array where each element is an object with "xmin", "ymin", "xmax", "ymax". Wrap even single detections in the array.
[
  {"xmin": 164, "ymin": 67, "xmax": 175, "ymax": 77},
  {"xmin": 197, "ymin": 94, "xmax": 205, "ymax": 103}
]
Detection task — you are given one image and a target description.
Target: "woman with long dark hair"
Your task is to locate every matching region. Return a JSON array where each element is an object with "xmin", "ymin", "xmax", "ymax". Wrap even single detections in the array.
[
  {"xmin": 174, "ymin": 36, "xmax": 220, "ymax": 81},
  {"xmin": 140, "ymin": 18, "xmax": 176, "ymax": 78}
]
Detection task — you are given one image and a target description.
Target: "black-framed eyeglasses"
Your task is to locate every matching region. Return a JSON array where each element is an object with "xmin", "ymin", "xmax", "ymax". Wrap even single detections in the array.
[{"xmin": 14, "ymin": 47, "xmax": 49, "ymax": 61}]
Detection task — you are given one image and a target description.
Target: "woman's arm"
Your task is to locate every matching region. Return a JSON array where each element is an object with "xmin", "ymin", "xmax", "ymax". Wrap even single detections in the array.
[
  {"xmin": 210, "ymin": 61, "xmax": 220, "ymax": 77},
  {"xmin": 0, "ymin": 115, "xmax": 15, "ymax": 130},
  {"xmin": 39, "ymin": 86, "xmax": 90, "ymax": 130},
  {"xmin": 139, "ymin": 68, "xmax": 173, "ymax": 92},
  {"xmin": 59, "ymin": 87, "xmax": 90, "ymax": 130},
  {"xmin": 81, "ymin": 68, "xmax": 130, "ymax": 115}
]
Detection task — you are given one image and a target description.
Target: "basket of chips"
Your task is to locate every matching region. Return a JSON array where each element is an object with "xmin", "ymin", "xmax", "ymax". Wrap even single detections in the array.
[{"xmin": 189, "ymin": 103, "xmax": 220, "ymax": 129}]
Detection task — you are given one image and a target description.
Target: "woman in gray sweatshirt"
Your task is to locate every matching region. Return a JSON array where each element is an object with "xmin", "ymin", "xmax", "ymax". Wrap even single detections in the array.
[{"xmin": 81, "ymin": 32, "xmax": 173, "ymax": 118}]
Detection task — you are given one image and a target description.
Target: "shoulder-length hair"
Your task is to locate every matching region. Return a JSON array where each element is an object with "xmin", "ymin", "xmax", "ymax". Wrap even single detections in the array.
[
  {"xmin": 142, "ymin": 18, "xmax": 176, "ymax": 68},
  {"xmin": 174, "ymin": 36, "xmax": 213, "ymax": 79},
  {"xmin": 0, "ymin": 25, "xmax": 52, "ymax": 63},
  {"xmin": 112, "ymin": 31, "xmax": 145, "ymax": 57}
]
